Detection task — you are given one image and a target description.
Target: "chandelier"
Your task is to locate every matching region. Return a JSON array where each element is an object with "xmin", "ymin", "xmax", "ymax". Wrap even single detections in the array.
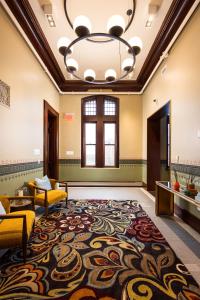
[{"xmin": 57, "ymin": 0, "xmax": 143, "ymax": 85}]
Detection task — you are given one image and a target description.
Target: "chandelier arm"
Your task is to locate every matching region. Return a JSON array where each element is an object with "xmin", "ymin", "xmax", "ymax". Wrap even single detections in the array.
[
  {"xmin": 70, "ymin": 71, "xmax": 134, "ymax": 85},
  {"xmin": 64, "ymin": 33, "xmax": 135, "ymax": 54},
  {"xmin": 125, "ymin": 0, "xmax": 136, "ymax": 32},
  {"xmin": 64, "ymin": 0, "xmax": 136, "ymax": 43},
  {"xmin": 64, "ymin": 33, "xmax": 135, "ymax": 85},
  {"xmin": 64, "ymin": 0, "xmax": 73, "ymax": 28}
]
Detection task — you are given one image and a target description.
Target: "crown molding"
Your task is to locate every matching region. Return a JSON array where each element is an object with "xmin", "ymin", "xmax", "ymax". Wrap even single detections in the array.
[
  {"xmin": 4, "ymin": 0, "xmax": 196, "ymax": 92},
  {"xmin": 59, "ymin": 80, "xmax": 143, "ymax": 92},
  {"xmin": 4, "ymin": 0, "xmax": 65, "ymax": 87},
  {"xmin": 137, "ymin": 0, "xmax": 197, "ymax": 87}
]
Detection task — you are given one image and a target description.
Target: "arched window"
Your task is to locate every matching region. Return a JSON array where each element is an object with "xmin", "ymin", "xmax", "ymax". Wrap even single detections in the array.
[{"xmin": 81, "ymin": 95, "xmax": 119, "ymax": 168}]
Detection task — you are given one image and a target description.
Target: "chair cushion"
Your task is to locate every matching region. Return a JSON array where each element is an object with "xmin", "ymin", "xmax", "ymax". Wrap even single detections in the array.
[
  {"xmin": 35, "ymin": 175, "xmax": 52, "ymax": 191},
  {"xmin": 0, "ymin": 201, "xmax": 6, "ymax": 223},
  {"xmin": 0, "ymin": 197, "xmax": 10, "ymax": 214},
  {"xmin": 0, "ymin": 210, "xmax": 35, "ymax": 248},
  {"xmin": 35, "ymin": 190, "xmax": 67, "ymax": 206}
]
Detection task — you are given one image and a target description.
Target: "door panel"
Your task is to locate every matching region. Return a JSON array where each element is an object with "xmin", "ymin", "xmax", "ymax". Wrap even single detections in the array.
[
  {"xmin": 147, "ymin": 102, "xmax": 170, "ymax": 191},
  {"xmin": 44, "ymin": 101, "xmax": 59, "ymax": 179}
]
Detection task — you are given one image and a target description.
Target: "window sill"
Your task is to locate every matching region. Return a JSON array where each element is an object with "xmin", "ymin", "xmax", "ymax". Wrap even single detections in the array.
[{"xmin": 81, "ymin": 167, "xmax": 120, "ymax": 169}]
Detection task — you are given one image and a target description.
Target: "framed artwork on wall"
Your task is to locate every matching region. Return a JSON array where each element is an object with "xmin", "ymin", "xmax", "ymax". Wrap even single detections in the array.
[{"xmin": 0, "ymin": 79, "xmax": 10, "ymax": 108}]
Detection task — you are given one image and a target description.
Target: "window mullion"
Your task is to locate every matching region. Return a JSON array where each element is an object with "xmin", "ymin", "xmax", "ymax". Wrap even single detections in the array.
[{"xmin": 96, "ymin": 97, "xmax": 104, "ymax": 167}]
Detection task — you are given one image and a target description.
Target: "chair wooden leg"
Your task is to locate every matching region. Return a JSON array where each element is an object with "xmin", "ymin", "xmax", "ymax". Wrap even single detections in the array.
[
  {"xmin": 66, "ymin": 197, "xmax": 68, "ymax": 207},
  {"xmin": 22, "ymin": 238, "xmax": 27, "ymax": 264},
  {"xmin": 22, "ymin": 216, "xmax": 27, "ymax": 263},
  {"xmin": 45, "ymin": 205, "xmax": 48, "ymax": 216}
]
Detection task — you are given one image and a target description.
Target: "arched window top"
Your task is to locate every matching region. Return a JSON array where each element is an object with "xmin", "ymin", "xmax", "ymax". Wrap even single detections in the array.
[
  {"xmin": 84, "ymin": 99, "xmax": 96, "ymax": 115},
  {"xmin": 83, "ymin": 95, "xmax": 118, "ymax": 116},
  {"xmin": 104, "ymin": 98, "xmax": 116, "ymax": 115}
]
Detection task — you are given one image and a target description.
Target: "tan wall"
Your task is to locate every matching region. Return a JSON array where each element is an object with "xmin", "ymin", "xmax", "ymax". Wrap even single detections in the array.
[
  {"xmin": 2, "ymin": 2, "xmax": 199, "ymax": 188},
  {"xmin": 142, "ymin": 7, "xmax": 200, "ymax": 165},
  {"xmin": 142, "ymin": 7, "xmax": 200, "ymax": 219},
  {"xmin": 60, "ymin": 94, "xmax": 142, "ymax": 159},
  {"xmin": 0, "ymin": 5, "xmax": 59, "ymax": 165}
]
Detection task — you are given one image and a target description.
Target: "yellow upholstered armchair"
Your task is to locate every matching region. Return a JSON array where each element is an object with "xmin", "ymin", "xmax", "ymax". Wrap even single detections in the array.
[
  {"xmin": 28, "ymin": 178, "xmax": 68, "ymax": 216},
  {"xmin": 0, "ymin": 196, "xmax": 35, "ymax": 263}
]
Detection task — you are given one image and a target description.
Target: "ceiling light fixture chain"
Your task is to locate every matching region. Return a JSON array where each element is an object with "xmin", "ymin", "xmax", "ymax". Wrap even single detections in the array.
[{"xmin": 57, "ymin": 0, "xmax": 143, "ymax": 84}]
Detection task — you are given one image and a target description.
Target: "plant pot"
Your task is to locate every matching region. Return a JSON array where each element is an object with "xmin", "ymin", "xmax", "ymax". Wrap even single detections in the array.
[
  {"xmin": 187, "ymin": 183, "xmax": 195, "ymax": 190},
  {"xmin": 184, "ymin": 188, "xmax": 198, "ymax": 198},
  {"xmin": 189, "ymin": 188, "xmax": 198, "ymax": 198},
  {"xmin": 173, "ymin": 181, "xmax": 180, "ymax": 191}
]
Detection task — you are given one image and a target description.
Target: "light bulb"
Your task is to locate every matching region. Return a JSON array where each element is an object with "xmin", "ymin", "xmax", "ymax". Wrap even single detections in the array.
[
  {"xmin": 57, "ymin": 37, "xmax": 73, "ymax": 55},
  {"xmin": 122, "ymin": 58, "xmax": 135, "ymax": 72},
  {"xmin": 84, "ymin": 69, "xmax": 96, "ymax": 81},
  {"xmin": 66, "ymin": 58, "xmax": 78, "ymax": 73},
  {"xmin": 105, "ymin": 69, "xmax": 117, "ymax": 81},
  {"xmin": 47, "ymin": 15, "xmax": 53, "ymax": 21},
  {"xmin": 128, "ymin": 37, "xmax": 143, "ymax": 55},
  {"xmin": 73, "ymin": 15, "xmax": 92, "ymax": 37},
  {"xmin": 107, "ymin": 15, "xmax": 125, "ymax": 36}
]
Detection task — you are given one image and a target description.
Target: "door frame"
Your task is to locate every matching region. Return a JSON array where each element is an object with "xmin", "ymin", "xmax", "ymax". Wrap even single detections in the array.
[
  {"xmin": 147, "ymin": 101, "xmax": 171, "ymax": 191},
  {"xmin": 43, "ymin": 100, "xmax": 59, "ymax": 179}
]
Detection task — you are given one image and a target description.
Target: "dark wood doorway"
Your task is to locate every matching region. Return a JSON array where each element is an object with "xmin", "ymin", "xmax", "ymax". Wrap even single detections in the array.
[
  {"xmin": 147, "ymin": 102, "xmax": 170, "ymax": 192},
  {"xmin": 44, "ymin": 100, "xmax": 59, "ymax": 179}
]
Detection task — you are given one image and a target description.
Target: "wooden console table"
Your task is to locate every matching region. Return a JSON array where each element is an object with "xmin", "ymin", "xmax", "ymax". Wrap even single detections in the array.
[{"xmin": 155, "ymin": 181, "xmax": 200, "ymax": 216}]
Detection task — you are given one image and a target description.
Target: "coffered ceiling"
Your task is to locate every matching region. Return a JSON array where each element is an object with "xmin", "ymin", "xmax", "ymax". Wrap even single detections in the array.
[{"xmin": 2, "ymin": 0, "xmax": 197, "ymax": 92}]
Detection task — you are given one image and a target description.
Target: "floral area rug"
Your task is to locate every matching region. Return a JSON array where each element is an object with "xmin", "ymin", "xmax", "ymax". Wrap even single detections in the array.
[{"xmin": 0, "ymin": 199, "xmax": 200, "ymax": 300}]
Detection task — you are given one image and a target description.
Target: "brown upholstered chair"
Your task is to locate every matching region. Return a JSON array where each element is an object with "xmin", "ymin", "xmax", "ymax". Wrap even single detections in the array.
[
  {"xmin": 0, "ymin": 196, "xmax": 35, "ymax": 263},
  {"xmin": 28, "ymin": 179, "xmax": 68, "ymax": 216}
]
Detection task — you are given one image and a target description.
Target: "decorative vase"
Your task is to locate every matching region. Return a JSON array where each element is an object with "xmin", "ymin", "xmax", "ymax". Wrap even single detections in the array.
[{"xmin": 173, "ymin": 181, "xmax": 180, "ymax": 191}]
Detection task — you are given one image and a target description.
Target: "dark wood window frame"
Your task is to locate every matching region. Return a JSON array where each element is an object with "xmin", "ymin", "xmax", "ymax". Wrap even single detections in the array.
[{"xmin": 81, "ymin": 95, "xmax": 119, "ymax": 168}]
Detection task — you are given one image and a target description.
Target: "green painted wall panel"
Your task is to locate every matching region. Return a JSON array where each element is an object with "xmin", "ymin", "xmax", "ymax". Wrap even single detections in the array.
[
  {"xmin": 0, "ymin": 168, "xmax": 43, "ymax": 195},
  {"xmin": 142, "ymin": 163, "xmax": 147, "ymax": 184},
  {"xmin": 59, "ymin": 164, "xmax": 143, "ymax": 182}
]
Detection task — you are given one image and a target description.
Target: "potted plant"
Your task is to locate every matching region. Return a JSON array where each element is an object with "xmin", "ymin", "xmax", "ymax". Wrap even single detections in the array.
[
  {"xmin": 173, "ymin": 168, "xmax": 180, "ymax": 191},
  {"xmin": 185, "ymin": 174, "xmax": 198, "ymax": 198},
  {"xmin": 187, "ymin": 175, "xmax": 196, "ymax": 189}
]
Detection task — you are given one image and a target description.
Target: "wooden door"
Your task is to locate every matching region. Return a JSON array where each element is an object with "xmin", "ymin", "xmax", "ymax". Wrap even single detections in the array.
[
  {"xmin": 147, "ymin": 102, "xmax": 170, "ymax": 191},
  {"xmin": 44, "ymin": 100, "xmax": 59, "ymax": 179}
]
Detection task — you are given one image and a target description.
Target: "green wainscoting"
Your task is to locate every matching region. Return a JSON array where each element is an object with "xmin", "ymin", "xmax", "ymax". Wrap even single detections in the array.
[
  {"xmin": 142, "ymin": 162, "xmax": 147, "ymax": 184},
  {"xmin": 141, "ymin": 161, "xmax": 169, "ymax": 185},
  {"xmin": 0, "ymin": 168, "xmax": 43, "ymax": 195},
  {"xmin": 59, "ymin": 160, "xmax": 145, "ymax": 182}
]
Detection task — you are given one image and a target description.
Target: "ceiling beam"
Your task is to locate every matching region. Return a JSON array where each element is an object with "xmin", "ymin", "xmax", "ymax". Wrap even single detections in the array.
[{"xmin": 59, "ymin": 80, "xmax": 143, "ymax": 92}]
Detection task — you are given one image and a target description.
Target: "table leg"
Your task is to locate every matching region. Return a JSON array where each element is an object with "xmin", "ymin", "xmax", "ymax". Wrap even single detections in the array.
[{"xmin": 155, "ymin": 184, "xmax": 174, "ymax": 216}]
